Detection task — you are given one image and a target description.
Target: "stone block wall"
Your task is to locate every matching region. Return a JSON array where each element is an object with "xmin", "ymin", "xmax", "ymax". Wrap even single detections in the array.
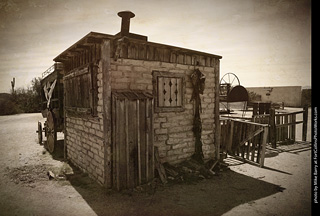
[
  {"xmin": 62, "ymin": 38, "xmax": 221, "ymax": 189},
  {"xmin": 65, "ymin": 63, "xmax": 106, "ymax": 185},
  {"xmin": 109, "ymin": 58, "xmax": 218, "ymax": 164}
]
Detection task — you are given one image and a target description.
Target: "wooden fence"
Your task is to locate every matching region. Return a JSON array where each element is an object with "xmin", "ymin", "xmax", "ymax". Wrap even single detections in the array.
[
  {"xmin": 220, "ymin": 107, "xmax": 308, "ymax": 167},
  {"xmin": 252, "ymin": 107, "xmax": 308, "ymax": 148},
  {"xmin": 220, "ymin": 117, "xmax": 269, "ymax": 167}
]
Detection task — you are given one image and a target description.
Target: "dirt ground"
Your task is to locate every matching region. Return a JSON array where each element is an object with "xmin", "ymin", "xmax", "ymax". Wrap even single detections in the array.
[{"xmin": 0, "ymin": 109, "xmax": 312, "ymax": 216}]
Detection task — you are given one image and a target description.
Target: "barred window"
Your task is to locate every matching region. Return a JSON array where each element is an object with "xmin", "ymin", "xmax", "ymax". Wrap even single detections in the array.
[{"xmin": 153, "ymin": 71, "xmax": 185, "ymax": 112}]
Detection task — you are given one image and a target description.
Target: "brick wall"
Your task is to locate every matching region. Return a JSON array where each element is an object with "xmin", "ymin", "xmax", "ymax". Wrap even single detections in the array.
[
  {"xmin": 64, "ymin": 48, "xmax": 219, "ymax": 188},
  {"xmin": 65, "ymin": 63, "xmax": 106, "ymax": 185},
  {"xmin": 110, "ymin": 58, "xmax": 218, "ymax": 164}
]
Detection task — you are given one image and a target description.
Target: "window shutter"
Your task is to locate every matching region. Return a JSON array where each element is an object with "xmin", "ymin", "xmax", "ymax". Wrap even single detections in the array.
[{"xmin": 153, "ymin": 71, "xmax": 185, "ymax": 112}]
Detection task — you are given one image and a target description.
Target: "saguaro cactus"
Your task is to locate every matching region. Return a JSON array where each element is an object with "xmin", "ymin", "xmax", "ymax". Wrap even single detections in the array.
[{"xmin": 11, "ymin": 77, "xmax": 15, "ymax": 93}]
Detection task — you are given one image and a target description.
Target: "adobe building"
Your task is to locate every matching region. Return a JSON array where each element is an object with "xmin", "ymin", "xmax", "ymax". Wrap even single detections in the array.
[
  {"xmin": 246, "ymin": 86, "xmax": 302, "ymax": 107},
  {"xmin": 54, "ymin": 11, "xmax": 222, "ymax": 190}
]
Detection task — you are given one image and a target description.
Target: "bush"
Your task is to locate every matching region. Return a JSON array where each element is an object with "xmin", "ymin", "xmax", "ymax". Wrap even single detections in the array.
[
  {"xmin": 0, "ymin": 77, "xmax": 42, "ymax": 115},
  {"xmin": 0, "ymin": 95, "xmax": 22, "ymax": 115},
  {"xmin": 248, "ymin": 91, "xmax": 261, "ymax": 102}
]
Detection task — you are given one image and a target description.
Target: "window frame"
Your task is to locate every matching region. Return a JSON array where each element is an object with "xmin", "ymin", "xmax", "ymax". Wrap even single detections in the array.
[
  {"xmin": 64, "ymin": 63, "xmax": 98, "ymax": 116},
  {"xmin": 152, "ymin": 71, "xmax": 185, "ymax": 113}
]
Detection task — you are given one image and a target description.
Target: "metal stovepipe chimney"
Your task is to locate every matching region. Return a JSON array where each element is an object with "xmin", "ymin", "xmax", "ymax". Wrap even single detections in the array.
[{"xmin": 118, "ymin": 11, "xmax": 135, "ymax": 36}]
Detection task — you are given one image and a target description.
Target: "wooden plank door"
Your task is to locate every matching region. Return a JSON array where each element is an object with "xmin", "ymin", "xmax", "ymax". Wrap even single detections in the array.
[{"xmin": 112, "ymin": 95, "xmax": 154, "ymax": 190}]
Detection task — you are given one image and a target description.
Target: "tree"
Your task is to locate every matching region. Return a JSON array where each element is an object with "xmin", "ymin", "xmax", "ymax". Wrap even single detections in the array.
[{"xmin": 0, "ymin": 77, "xmax": 43, "ymax": 115}]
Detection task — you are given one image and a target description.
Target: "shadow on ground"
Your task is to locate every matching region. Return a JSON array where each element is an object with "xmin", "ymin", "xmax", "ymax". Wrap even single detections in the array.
[
  {"xmin": 264, "ymin": 141, "xmax": 311, "ymax": 158},
  {"xmin": 44, "ymin": 138, "xmax": 289, "ymax": 216},
  {"xmin": 43, "ymin": 139, "xmax": 65, "ymax": 161},
  {"xmin": 65, "ymin": 164, "xmax": 284, "ymax": 216}
]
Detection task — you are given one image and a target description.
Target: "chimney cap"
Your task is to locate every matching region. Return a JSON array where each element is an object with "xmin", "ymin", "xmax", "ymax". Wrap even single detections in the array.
[{"xmin": 117, "ymin": 11, "xmax": 135, "ymax": 18}]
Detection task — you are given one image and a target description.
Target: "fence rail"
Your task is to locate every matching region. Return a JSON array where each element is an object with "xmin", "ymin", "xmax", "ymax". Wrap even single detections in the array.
[
  {"xmin": 220, "ymin": 117, "xmax": 269, "ymax": 167},
  {"xmin": 42, "ymin": 63, "xmax": 64, "ymax": 78},
  {"xmin": 269, "ymin": 107, "xmax": 308, "ymax": 148},
  {"xmin": 220, "ymin": 106, "xmax": 308, "ymax": 167}
]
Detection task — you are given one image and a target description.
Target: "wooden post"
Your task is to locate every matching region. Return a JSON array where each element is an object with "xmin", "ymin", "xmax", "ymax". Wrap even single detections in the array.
[
  {"xmin": 215, "ymin": 59, "xmax": 221, "ymax": 161},
  {"xmin": 265, "ymin": 103, "xmax": 271, "ymax": 114},
  {"xmin": 289, "ymin": 114, "xmax": 293, "ymax": 141},
  {"xmin": 136, "ymin": 100, "xmax": 141, "ymax": 185},
  {"xmin": 284, "ymin": 115, "xmax": 288, "ymax": 143},
  {"xmin": 151, "ymin": 99, "xmax": 155, "ymax": 179},
  {"xmin": 258, "ymin": 103, "xmax": 264, "ymax": 115},
  {"xmin": 292, "ymin": 114, "xmax": 296, "ymax": 143},
  {"xmin": 250, "ymin": 125, "xmax": 257, "ymax": 161},
  {"xmin": 245, "ymin": 124, "xmax": 251, "ymax": 160},
  {"xmin": 125, "ymin": 99, "xmax": 130, "ymax": 188},
  {"xmin": 101, "ymin": 40, "xmax": 112, "ymax": 188},
  {"xmin": 253, "ymin": 103, "xmax": 258, "ymax": 116},
  {"xmin": 227, "ymin": 120, "xmax": 234, "ymax": 152},
  {"xmin": 276, "ymin": 115, "xmax": 280, "ymax": 143},
  {"xmin": 112, "ymin": 96, "xmax": 117, "ymax": 188},
  {"xmin": 145, "ymin": 99, "xmax": 149, "ymax": 181},
  {"xmin": 270, "ymin": 108, "xmax": 277, "ymax": 148},
  {"xmin": 302, "ymin": 105, "xmax": 308, "ymax": 141},
  {"xmin": 63, "ymin": 68, "xmax": 67, "ymax": 160},
  {"xmin": 280, "ymin": 115, "xmax": 284, "ymax": 143},
  {"xmin": 116, "ymin": 100, "xmax": 121, "ymax": 190},
  {"xmin": 259, "ymin": 126, "xmax": 268, "ymax": 167}
]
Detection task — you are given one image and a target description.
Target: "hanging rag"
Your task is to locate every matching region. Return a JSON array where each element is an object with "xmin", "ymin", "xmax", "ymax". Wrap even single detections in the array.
[{"xmin": 190, "ymin": 69, "xmax": 206, "ymax": 163}]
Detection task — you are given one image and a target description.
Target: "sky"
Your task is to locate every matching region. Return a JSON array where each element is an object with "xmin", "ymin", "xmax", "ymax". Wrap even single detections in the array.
[{"xmin": 0, "ymin": 0, "xmax": 311, "ymax": 93}]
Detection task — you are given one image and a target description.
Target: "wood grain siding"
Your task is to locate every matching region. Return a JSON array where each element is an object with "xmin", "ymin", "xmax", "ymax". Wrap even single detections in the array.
[
  {"xmin": 112, "ymin": 36, "xmax": 221, "ymax": 66},
  {"xmin": 54, "ymin": 32, "xmax": 221, "ymax": 68},
  {"xmin": 112, "ymin": 92, "xmax": 154, "ymax": 190},
  {"xmin": 64, "ymin": 63, "xmax": 98, "ymax": 116}
]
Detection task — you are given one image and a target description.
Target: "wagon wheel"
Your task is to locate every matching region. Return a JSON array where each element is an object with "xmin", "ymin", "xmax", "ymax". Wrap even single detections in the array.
[
  {"xmin": 220, "ymin": 73, "xmax": 240, "ymax": 87},
  {"xmin": 46, "ymin": 111, "xmax": 56, "ymax": 153},
  {"xmin": 219, "ymin": 73, "xmax": 241, "ymax": 114},
  {"xmin": 37, "ymin": 122, "xmax": 43, "ymax": 145}
]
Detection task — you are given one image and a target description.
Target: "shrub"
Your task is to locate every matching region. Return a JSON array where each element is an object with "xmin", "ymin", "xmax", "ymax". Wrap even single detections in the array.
[{"xmin": 0, "ymin": 77, "xmax": 42, "ymax": 115}]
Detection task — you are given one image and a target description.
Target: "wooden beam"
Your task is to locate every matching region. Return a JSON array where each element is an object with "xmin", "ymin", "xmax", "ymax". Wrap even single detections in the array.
[
  {"xmin": 227, "ymin": 120, "xmax": 234, "ymax": 151},
  {"xmin": 136, "ymin": 99, "xmax": 141, "ymax": 185},
  {"xmin": 269, "ymin": 108, "xmax": 277, "ymax": 148},
  {"xmin": 55, "ymin": 56, "xmax": 71, "ymax": 62},
  {"xmin": 101, "ymin": 39, "xmax": 112, "ymax": 188},
  {"xmin": 259, "ymin": 127, "xmax": 269, "ymax": 168},
  {"xmin": 145, "ymin": 99, "xmax": 149, "ymax": 181},
  {"xmin": 275, "ymin": 110, "xmax": 304, "ymax": 116},
  {"xmin": 67, "ymin": 48, "xmax": 82, "ymax": 54},
  {"xmin": 302, "ymin": 106, "xmax": 308, "ymax": 141},
  {"xmin": 220, "ymin": 117, "xmax": 269, "ymax": 127},
  {"xmin": 76, "ymin": 44, "xmax": 92, "ymax": 50},
  {"xmin": 239, "ymin": 127, "xmax": 264, "ymax": 147},
  {"xmin": 86, "ymin": 37, "xmax": 104, "ymax": 44},
  {"xmin": 292, "ymin": 114, "xmax": 296, "ymax": 142},
  {"xmin": 111, "ymin": 96, "xmax": 116, "ymax": 188},
  {"xmin": 215, "ymin": 58, "xmax": 221, "ymax": 160},
  {"xmin": 116, "ymin": 100, "xmax": 120, "ymax": 190},
  {"xmin": 125, "ymin": 99, "xmax": 130, "ymax": 188},
  {"xmin": 151, "ymin": 99, "xmax": 155, "ymax": 179},
  {"xmin": 276, "ymin": 121, "xmax": 304, "ymax": 128}
]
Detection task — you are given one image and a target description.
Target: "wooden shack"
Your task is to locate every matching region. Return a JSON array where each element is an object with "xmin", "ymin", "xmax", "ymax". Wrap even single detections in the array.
[{"xmin": 54, "ymin": 11, "xmax": 222, "ymax": 190}]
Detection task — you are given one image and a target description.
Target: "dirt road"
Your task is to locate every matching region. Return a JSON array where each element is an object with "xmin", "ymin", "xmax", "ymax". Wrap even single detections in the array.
[{"xmin": 0, "ymin": 113, "xmax": 312, "ymax": 216}]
